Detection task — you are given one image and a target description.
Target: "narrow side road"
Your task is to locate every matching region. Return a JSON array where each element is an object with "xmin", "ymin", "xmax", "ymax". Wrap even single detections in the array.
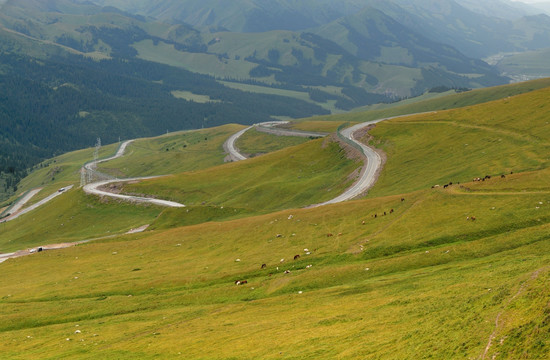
[
  {"xmin": 223, "ymin": 126, "xmax": 252, "ymax": 162},
  {"xmin": 312, "ymin": 119, "xmax": 386, "ymax": 206},
  {"xmin": 314, "ymin": 114, "xmax": 434, "ymax": 205},
  {"xmin": 223, "ymin": 121, "xmax": 327, "ymax": 162},
  {"xmin": 1, "ymin": 186, "xmax": 73, "ymax": 223},
  {"xmin": 83, "ymin": 178, "xmax": 184, "ymax": 208},
  {"xmin": 82, "ymin": 140, "xmax": 185, "ymax": 207}
]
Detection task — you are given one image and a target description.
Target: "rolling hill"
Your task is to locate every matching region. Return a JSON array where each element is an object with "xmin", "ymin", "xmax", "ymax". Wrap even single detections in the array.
[{"xmin": 1, "ymin": 79, "xmax": 550, "ymax": 358}]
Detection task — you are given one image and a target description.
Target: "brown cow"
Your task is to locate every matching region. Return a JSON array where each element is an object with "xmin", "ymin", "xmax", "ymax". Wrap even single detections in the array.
[
  {"xmin": 327, "ymin": 233, "xmax": 333, "ymax": 237},
  {"xmin": 261, "ymin": 263, "xmax": 267, "ymax": 269},
  {"xmin": 293, "ymin": 254, "xmax": 300, "ymax": 260}
]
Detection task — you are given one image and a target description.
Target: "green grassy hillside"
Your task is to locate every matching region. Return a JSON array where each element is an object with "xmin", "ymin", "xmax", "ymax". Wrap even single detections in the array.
[
  {"xmin": 367, "ymin": 85, "xmax": 550, "ymax": 197},
  {"xmin": 1, "ymin": 166, "xmax": 549, "ymax": 358},
  {"xmin": 2, "ymin": 80, "xmax": 550, "ymax": 359},
  {"xmin": 293, "ymin": 77, "xmax": 550, "ymax": 130},
  {"xmin": 121, "ymin": 138, "xmax": 360, "ymax": 213},
  {"xmin": 235, "ymin": 127, "xmax": 311, "ymax": 157},
  {"xmin": 493, "ymin": 48, "xmax": 550, "ymax": 80},
  {"xmin": 97, "ymin": 125, "xmax": 241, "ymax": 178},
  {"xmin": 0, "ymin": 189, "xmax": 162, "ymax": 253}
]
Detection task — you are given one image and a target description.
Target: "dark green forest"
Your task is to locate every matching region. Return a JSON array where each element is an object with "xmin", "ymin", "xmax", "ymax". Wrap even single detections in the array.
[{"xmin": 0, "ymin": 53, "xmax": 329, "ymax": 200}]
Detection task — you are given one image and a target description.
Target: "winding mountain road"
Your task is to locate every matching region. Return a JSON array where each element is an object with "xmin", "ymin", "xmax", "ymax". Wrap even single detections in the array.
[
  {"xmin": 223, "ymin": 126, "xmax": 252, "ymax": 162},
  {"xmin": 83, "ymin": 178, "xmax": 184, "ymax": 207},
  {"xmin": 82, "ymin": 140, "xmax": 185, "ymax": 208},
  {"xmin": 255, "ymin": 121, "xmax": 328, "ymax": 138},
  {"xmin": 223, "ymin": 121, "xmax": 327, "ymax": 162},
  {"xmin": 224, "ymin": 115, "xmax": 431, "ymax": 206},
  {"xmin": 223, "ymin": 119, "xmax": 387, "ymax": 205},
  {"xmin": 313, "ymin": 119, "xmax": 387, "ymax": 206},
  {"xmin": 1, "ymin": 113, "xmax": 427, "ymax": 264},
  {"xmin": 0, "ymin": 186, "xmax": 73, "ymax": 224}
]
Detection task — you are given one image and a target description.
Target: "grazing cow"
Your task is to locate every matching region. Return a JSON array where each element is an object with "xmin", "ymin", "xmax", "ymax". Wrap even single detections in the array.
[
  {"xmin": 374, "ymin": 214, "xmax": 377, "ymax": 218},
  {"xmin": 337, "ymin": 233, "xmax": 343, "ymax": 236},
  {"xmin": 401, "ymin": 198, "xmax": 405, "ymax": 202},
  {"xmin": 276, "ymin": 234, "xmax": 283, "ymax": 238},
  {"xmin": 327, "ymin": 233, "xmax": 333, "ymax": 237},
  {"xmin": 362, "ymin": 220, "xmax": 366, "ymax": 225},
  {"xmin": 501, "ymin": 174, "xmax": 506, "ymax": 178},
  {"xmin": 235, "ymin": 280, "xmax": 248, "ymax": 285},
  {"xmin": 284, "ymin": 270, "xmax": 291, "ymax": 274},
  {"xmin": 444, "ymin": 184, "xmax": 448, "ymax": 189},
  {"xmin": 449, "ymin": 182, "xmax": 453, "ymax": 186},
  {"xmin": 470, "ymin": 216, "xmax": 476, "ymax": 221},
  {"xmin": 390, "ymin": 209, "xmax": 394, "ymax": 214},
  {"xmin": 383, "ymin": 211, "xmax": 386, "ymax": 216},
  {"xmin": 261, "ymin": 263, "xmax": 267, "ymax": 269},
  {"xmin": 37, "ymin": 247, "xmax": 43, "ymax": 252},
  {"xmin": 294, "ymin": 254, "xmax": 300, "ymax": 260}
]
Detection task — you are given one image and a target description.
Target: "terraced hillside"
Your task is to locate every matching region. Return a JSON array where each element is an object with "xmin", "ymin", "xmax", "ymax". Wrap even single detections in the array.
[{"xmin": 1, "ymin": 80, "xmax": 550, "ymax": 359}]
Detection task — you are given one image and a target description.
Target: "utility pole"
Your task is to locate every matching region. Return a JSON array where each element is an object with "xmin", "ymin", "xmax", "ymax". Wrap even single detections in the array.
[
  {"xmin": 88, "ymin": 137, "xmax": 101, "ymax": 183},
  {"xmin": 94, "ymin": 137, "xmax": 101, "ymax": 163},
  {"xmin": 80, "ymin": 167, "xmax": 86, "ymax": 187}
]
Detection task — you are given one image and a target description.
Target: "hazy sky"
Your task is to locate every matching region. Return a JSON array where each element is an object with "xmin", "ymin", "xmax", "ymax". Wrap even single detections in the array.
[{"xmin": 513, "ymin": 0, "xmax": 549, "ymax": 3}]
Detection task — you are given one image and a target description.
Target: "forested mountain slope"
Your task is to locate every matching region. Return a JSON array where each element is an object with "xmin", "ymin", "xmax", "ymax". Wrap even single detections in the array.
[{"xmin": 2, "ymin": 0, "xmax": 550, "ymax": 200}]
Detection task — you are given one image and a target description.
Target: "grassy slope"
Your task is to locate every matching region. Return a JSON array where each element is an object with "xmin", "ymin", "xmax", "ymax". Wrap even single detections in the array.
[
  {"xmin": 2, "ymin": 80, "xmax": 550, "ymax": 358},
  {"xmin": 97, "ymin": 125, "xmax": 241, "ymax": 178},
  {"xmin": 290, "ymin": 78, "xmax": 550, "ymax": 132},
  {"xmin": 0, "ymin": 124, "xmax": 328, "ymax": 252},
  {"xmin": 0, "ymin": 189, "xmax": 162, "ymax": 253},
  {"xmin": 4, "ymin": 143, "xmax": 120, "ymax": 207},
  {"xmin": 235, "ymin": 127, "xmax": 311, "ymax": 157},
  {"xmin": 218, "ymin": 81, "xmax": 345, "ymax": 114},
  {"xmin": 496, "ymin": 48, "xmax": 550, "ymax": 77},
  {"xmin": 0, "ymin": 171, "xmax": 549, "ymax": 359},
  {"xmin": 121, "ymin": 138, "xmax": 360, "ymax": 213},
  {"xmin": 368, "ymin": 86, "xmax": 550, "ymax": 197}
]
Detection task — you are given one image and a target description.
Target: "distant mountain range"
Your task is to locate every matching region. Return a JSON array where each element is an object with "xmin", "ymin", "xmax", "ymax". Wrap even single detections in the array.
[{"xmin": 81, "ymin": 0, "xmax": 550, "ymax": 58}]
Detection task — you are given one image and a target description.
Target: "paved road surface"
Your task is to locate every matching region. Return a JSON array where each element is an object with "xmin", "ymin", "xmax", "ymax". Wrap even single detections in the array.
[
  {"xmin": 82, "ymin": 140, "xmax": 185, "ymax": 207},
  {"xmin": 255, "ymin": 122, "xmax": 327, "ymax": 138},
  {"xmin": 223, "ymin": 126, "xmax": 252, "ymax": 161},
  {"xmin": 83, "ymin": 178, "xmax": 184, "ymax": 208},
  {"xmin": 314, "ymin": 113, "xmax": 434, "ymax": 206},
  {"xmin": 1, "ymin": 186, "xmax": 73, "ymax": 223},
  {"xmin": 312, "ymin": 120, "xmax": 386, "ymax": 206},
  {"xmin": 1, "ymin": 188, "xmax": 42, "ymax": 218},
  {"xmin": 223, "ymin": 121, "xmax": 327, "ymax": 162}
]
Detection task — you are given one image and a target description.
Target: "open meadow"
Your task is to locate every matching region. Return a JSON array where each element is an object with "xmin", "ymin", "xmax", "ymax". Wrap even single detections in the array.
[{"xmin": 1, "ymin": 79, "xmax": 550, "ymax": 359}]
